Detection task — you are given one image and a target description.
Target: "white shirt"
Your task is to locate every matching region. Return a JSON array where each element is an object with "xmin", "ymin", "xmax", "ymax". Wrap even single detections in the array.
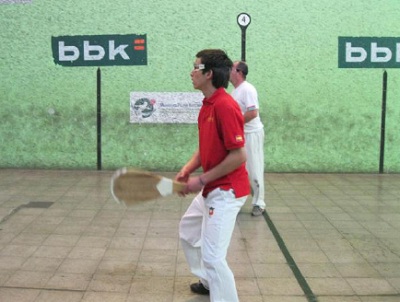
[{"xmin": 231, "ymin": 81, "xmax": 264, "ymax": 133}]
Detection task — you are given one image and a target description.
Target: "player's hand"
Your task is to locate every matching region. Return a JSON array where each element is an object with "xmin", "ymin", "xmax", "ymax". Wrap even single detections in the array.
[
  {"xmin": 175, "ymin": 169, "xmax": 190, "ymax": 196},
  {"xmin": 175, "ymin": 169, "xmax": 189, "ymax": 183},
  {"xmin": 184, "ymin": 176, "xmax": 204, "ymax": 194}
]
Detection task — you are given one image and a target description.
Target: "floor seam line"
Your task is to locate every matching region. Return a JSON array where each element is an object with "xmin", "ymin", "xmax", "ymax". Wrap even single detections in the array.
[{"xmin": 263, "ymin": 210, "xmax": 318, "ymax": 302}]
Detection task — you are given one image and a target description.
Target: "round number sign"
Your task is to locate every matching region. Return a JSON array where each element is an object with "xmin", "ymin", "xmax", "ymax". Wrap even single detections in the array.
[{"xmin": 237, "ymin": 13, "xmax": 251, "ymax": 28}]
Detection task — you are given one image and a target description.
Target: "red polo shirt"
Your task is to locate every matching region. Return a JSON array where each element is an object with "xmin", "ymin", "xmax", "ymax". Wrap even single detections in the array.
[{"xmin": 198, "ymin": 88, "xmax": 250, "ymax": 198}]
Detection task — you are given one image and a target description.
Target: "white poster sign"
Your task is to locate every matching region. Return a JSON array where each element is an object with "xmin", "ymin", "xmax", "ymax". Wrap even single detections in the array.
[{"xmin": 130, "ymin": 92, "xmax": 203, "ymax": 124}]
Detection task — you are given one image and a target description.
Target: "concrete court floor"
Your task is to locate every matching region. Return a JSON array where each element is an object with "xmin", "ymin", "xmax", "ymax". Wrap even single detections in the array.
[{"xmin": 0, "ymin": 169, "xmax": 399, "ymax": 302}]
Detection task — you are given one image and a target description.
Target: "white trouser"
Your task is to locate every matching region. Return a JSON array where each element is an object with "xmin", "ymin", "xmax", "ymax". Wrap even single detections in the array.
[
  {"xmin": 179, "ymin": 189, "xmax": 247, "ymax": 302},
  {"xmin": 245, "ymin": 128, "xmax": 266, "ymax": 209}
]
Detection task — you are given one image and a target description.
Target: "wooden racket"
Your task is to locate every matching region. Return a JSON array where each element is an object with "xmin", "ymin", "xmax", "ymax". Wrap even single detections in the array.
[{"xmin": 110, "ymin": 168, "xmax": 186, "ymax": 206}]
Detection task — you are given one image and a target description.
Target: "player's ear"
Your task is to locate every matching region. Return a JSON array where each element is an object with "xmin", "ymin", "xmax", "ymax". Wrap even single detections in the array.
[{"xmin": 205, "ymin": 69, "xmax": 213, "ymax": 79}]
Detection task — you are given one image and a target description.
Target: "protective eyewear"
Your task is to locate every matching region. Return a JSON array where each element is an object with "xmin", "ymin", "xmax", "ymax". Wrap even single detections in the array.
[{"xmin": 193, "ymin": 64, "xmax": 205, "ymax": 70}]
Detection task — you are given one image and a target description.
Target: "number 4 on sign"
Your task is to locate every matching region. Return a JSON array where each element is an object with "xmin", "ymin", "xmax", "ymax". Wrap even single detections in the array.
[{"xmin": 237, "ymin": 13, "xmax": 251, "ymax": 29}]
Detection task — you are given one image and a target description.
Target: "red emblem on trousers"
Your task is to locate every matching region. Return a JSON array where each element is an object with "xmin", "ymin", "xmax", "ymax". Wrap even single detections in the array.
[{"xmin": 209, "ymin": 207, "xmax": 215, "ymax": 216}]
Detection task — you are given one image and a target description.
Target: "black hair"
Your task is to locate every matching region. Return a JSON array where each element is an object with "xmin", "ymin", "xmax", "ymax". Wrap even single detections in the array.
[{"xmin": 196, "ymin": 49, "xmax": 233, "ymax": 88}]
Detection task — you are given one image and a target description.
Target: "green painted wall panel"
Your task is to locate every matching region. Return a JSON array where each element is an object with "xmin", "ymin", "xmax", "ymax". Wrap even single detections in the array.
[{"xmin": 1, "ymin": 0, "xmax": 399, "ymax": 172}]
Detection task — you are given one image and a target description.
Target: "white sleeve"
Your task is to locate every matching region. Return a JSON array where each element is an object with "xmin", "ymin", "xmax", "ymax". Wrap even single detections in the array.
[{"xmin": 242, "ymin": 84, "xmax": 259, "ymax": 111}]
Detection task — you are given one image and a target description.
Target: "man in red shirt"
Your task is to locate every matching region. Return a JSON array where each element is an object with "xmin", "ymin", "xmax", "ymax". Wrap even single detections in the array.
[{"xmin": 176, "ymin": 49, "xmax": 250, "ymax": 302}]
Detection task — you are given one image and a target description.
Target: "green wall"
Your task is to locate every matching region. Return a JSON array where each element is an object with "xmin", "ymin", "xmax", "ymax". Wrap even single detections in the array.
[{"xmin": 1, "ymin": 0, "xmax": 399, "ymax": 172}]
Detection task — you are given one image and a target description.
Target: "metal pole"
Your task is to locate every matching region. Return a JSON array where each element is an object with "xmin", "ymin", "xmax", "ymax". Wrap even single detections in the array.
[
  {"xmin": 379, "ymin": 70, "xmax": 387, "ymax": 174},
  {"xmin": 241, "ymin": 29, "xmax": 246, "ymax": 62},
  {"xmin": 97, "ymin": 67, "xmax": 102, "ymax": 170}
]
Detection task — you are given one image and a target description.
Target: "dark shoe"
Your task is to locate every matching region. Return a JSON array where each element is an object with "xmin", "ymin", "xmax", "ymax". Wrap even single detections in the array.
[
  {"xmin": 251, "ymin": 205, "xmax": 265, "ymax": 216},
  {"xmin": 190, "ymin": 281, "xmax": 210, "ymax": 295}
]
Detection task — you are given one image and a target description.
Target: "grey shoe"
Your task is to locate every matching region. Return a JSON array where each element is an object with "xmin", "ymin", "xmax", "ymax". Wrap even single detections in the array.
[{"xmin": 251, "ymin": 205, "xmax": 265, "ymax": 216}]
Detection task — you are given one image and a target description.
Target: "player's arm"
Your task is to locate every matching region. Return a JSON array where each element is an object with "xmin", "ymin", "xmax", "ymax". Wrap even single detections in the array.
[
  {"xmin": 243, "ymin": 107, "xmax": 258, "ymax": 123},
  {"xmin": 175, "ymin": 149, "xmax": 201, "ymax": 183},
  {"xmin": 201, "ymin": 147, "xmax": 246, "ymax": 183},
  {"xmin": 184, "ymin": 147, "xmax": 246, "ymax": 193}
]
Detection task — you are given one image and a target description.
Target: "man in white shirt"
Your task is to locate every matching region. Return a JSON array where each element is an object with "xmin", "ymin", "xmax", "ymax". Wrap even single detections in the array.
[{"xmin": 230, "ymin": 61, "xmax": 266, "ymax": 216}]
